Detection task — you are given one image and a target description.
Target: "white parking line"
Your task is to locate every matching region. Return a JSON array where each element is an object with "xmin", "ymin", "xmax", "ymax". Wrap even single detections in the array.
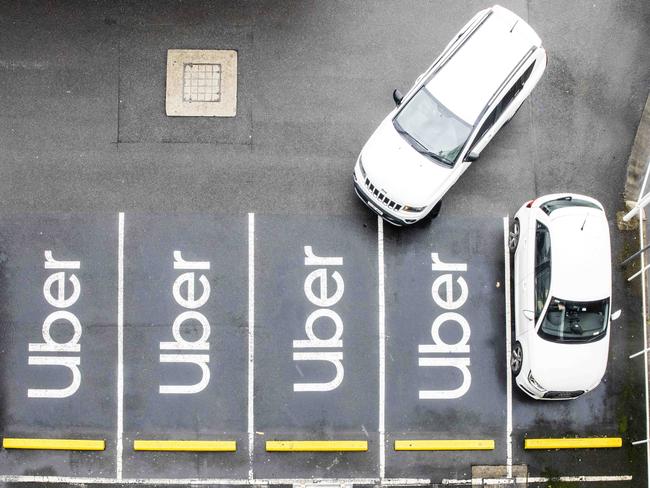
[
  {"xmin": 377, "ymin": 216, "xmax": 386, "ymax": 480},
  {"xmin": 443, "ymin": 475, "xmax": 633, "ymax": 485},
  {"xmin": 248, "ymin": 212, "xmax": 255, "ymax": 481},
  {"xmin": 117, "ymin": 212, "xmax": 125, "ymax": 480},
  {"xmin": 0, "ymin": 476, "xmax": 431, "ymax": 485},
  {"xmin": 502, "ymin": 216, "xmax": 512, "ymax": 478},
  {"xmin": 639, "ymin": 206, "xmax": 650, "ymax": 488}
]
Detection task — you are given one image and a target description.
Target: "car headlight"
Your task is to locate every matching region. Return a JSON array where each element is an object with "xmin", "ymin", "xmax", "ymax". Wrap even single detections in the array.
[
  {"xmin": 357, "ymin": 156, "xmax": 367, "ymax": 179},
  {"xmin": 527, "ymin": 371, "xmax": 546, "ymax": 391},
  {"xmin": 402, "ymin": 205, "xmax": 426, "ymax": 213}
]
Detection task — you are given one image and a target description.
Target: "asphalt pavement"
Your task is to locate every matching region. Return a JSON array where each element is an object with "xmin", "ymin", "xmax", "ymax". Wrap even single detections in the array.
[{"xmin": 0, "ymin": 1, "xmax": 649, "ymax": 487}]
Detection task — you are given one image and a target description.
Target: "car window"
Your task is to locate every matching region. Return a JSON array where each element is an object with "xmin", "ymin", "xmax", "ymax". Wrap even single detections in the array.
[
  {"xmin": 499, "ymin": 62, "xmax": 535, "ymax": 112},
  {"xmin": 393, "ymin": 88, "xmax": 472, "ymax": 166},
  {"xmin": 474, "ymin": 108, "xmax": 496, "ymax": 142},
  {"xmin": 538, "ymin": 297, "xmax": 610, "ymax": 343},
  {"xmin": 540, "ymin": 196, "xmax": 602, "ymax": 215},
  {"xmin": 471, "ymin": 62, "xmax": 535, "ymax": 147},
  {"xmin": 534, "ymin": 221, "xmax": 551, "ymax": 320}
]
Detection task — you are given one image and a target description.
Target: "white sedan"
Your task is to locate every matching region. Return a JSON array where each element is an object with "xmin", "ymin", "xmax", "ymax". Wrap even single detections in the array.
[{"xmin": 509, "ymin": 194, "xmax": 620, "ymax": 400}]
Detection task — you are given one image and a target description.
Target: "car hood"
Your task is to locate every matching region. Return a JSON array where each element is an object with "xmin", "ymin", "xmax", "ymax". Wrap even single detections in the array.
[
  {"xmin": 528, "ymin": 331, "xmax": 609, "ymax": 392},
  {"xmin": 360, "ymin": 117, "xmax": 455, "ymax": 207}
]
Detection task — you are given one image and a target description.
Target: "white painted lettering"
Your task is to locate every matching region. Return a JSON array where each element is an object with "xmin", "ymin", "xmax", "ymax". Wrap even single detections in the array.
[
  {"xmin": 43, "ymin": 272, "xmax": 81, "ymax": 308},
  {"xmin": 28, "ymin": 356, "xmax": 81, "ymax": 398},
  {"xmin": 160, "ymin": 251, "xmax": 212, "ymax": 394},
  {"xmin": 173, "ymin": 250, "xmax": 210, "ymax": 270},
  {"xmin": 29, "ymin": 310, "xmax": 82, "ymax": 353},
  {"xmin": 419, "ymin": 252, "xmax": 471, "ymax": 400},
  {"xmin": 44, "ymin": 250, "xmax": 80, "ymax": 270},
  {"xmin": 159, "ymin": 354, "xmax": 210, "ymax": 394},
  {"xmin": 293, "ymin": 309, "xmax": 343, "ymax": 349},
  {"xmin": 431, "ymin": 252, "xmax": 467, "ymax": 273},
  {"xmin": 418, "ymin": 357, "xmax": 471, "ymax": 400},
  {"xmin": 294, "ymin": 246, "xmax": 345, "ymax": 392},
  {"xmin": 293, "ymin": 351, "xmax": 344, "ymax": 392},
  {"xmin": 431, "ymin": 274, "xmax": 468, "ymax": 310},
  {"xmin": 29, "ymin": 252, "xmax": 83, "ymax": 399},
  {"xmin": 303, "ymin": 269, "xmax": 344, "ymax": 308},
  {"xmin": 304, "ymin": 246, "xmax": 343, "ymax": 267},
  {"xmin": 172, "ymin": 272, "xmax": 210, "ymax": 309}
]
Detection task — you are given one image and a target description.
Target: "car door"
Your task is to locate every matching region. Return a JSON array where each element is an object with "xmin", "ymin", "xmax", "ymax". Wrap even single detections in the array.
[
  {"xmin": 517, "ymin": 215, "xmax": 551, "ymax": 337},
  {"xmin": 495, "ymin": 61, "xmax": 535, "ymax": 128},
  {"xmin": 531, "ymin": 220, "xmax": 552, "ymax": 330},
  {"xmin": 468, "ymin": 61, "xmax": 535, "ymax": 160}
]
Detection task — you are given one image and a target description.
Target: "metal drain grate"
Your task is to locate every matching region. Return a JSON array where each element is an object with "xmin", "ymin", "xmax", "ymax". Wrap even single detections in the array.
[{"xmin": 182, "ymin": 63, "xmax": 221, "ymax": 102}]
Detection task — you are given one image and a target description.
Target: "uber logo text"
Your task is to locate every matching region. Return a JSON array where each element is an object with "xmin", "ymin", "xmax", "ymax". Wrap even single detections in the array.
[
  {"xmin": 28, "ymin": 251, "xmax": 82, "ymax": 399},
  {"xmin": 159, "ymin": 251, "xmax": 211, "ymax": 394},
  {"xmin": 418, "ymin": 253, "xmax": 471, "ymax": 400},
  {"xmin": 293, "ymin": 246, "xmax": 345, "ymax": 392}
]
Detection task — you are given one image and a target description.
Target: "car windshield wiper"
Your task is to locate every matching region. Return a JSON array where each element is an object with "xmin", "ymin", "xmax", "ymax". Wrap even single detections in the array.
[
  {"xmin": 411, "ymin": 141, "xmax": 448, "ymax": 165},
  {"xmin": 393, "ymin": 121, "xmax": 449, "ymax": 165}
]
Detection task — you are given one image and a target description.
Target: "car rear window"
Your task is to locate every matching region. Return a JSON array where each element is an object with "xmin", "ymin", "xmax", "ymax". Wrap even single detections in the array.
[{"xmin": 540, "ymin": 196, "xmax": 602, "ymax": 215}]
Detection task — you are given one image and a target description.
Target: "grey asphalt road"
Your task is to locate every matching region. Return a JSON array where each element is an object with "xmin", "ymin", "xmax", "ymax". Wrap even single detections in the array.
[{"xmin": 0, "ymin": 0, "xmax": 649, "ymax": 487}]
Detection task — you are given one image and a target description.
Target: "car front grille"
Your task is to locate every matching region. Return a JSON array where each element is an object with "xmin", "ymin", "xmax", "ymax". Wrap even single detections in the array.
[
  {"xmin": 365, "ymin": 178, "xmax": 402, "ymax": 211},
  {"xmin": 543, "ymin": 390, "xmax": 585, "ymax": 399}
]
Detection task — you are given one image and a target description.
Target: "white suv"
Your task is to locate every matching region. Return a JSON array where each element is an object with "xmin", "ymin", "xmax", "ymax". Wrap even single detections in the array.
[
  {"xmin": 354, "ymin": 5, "xmax": 546, "ymax": 225},
  {"xmin": 510, "ymin": 194, "xmax": 620, "ymax": 400}
]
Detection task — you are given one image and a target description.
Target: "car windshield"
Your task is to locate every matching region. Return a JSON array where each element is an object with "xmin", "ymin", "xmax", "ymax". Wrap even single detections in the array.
[
  {"xmin": 538, "ymin": 297, "xmax": 610, "ymax": 343},
  {"xmin": 393, "ymin": 88, "xmax": 472, "ymax": 166}
]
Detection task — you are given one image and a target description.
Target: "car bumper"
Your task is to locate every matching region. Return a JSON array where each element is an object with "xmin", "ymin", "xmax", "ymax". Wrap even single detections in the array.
[
  {"xmin": 354, "ymin": 180, "xmax": 410, "ymax": 226},
  {"xmin": 352, "ymin": 168, "xmax": 424, "ymax": 226},
  {"xmin": 515, "ymin": 371, "xmax": 586, "ymax": 401}
]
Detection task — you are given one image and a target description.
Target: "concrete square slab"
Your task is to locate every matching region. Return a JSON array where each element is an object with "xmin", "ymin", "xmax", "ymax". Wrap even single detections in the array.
[
  {"xmin": 118, "ymin": 25, "xmax": 251, "ymax": 144},
  {"xmin": 166, "ymin": 49, "xmax": 237, "ymax": 117}
]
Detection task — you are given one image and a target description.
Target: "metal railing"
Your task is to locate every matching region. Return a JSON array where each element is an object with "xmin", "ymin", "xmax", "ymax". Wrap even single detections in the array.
[{"xmin": 621, "ymin": 160, "xmax": 650, "ymax": 486}]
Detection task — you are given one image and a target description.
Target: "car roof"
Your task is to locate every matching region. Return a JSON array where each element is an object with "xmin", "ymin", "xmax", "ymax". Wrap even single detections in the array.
[
  {"xmin": 425, "ymin": 5, "xmax": 542, "ymax": 125},
  {"xmin": 547, "ymin": 207, "xmax": 612, "ymax": 302}
]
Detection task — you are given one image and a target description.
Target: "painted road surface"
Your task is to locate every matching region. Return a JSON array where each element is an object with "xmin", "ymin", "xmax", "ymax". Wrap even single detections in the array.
[
  {"xmin": 0, "ymin": 214, "xmax": 118, "ymax": 477},
  {"xmin": 122, "ymin": 214, "xmax": 248, "ymax": 479},
  {"xmin": 253, "ymin": 216, "xmax": 379, "ymax": 479},
  {"xmin": 384, "ymin": 218, "xmax": 507, "ymax": 481}
]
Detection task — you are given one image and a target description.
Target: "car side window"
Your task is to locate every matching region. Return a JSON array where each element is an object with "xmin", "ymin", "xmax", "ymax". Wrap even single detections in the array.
[
  {"xmin": 498, "ymin": 62, "xmax": 535, "ymax": 114},
  {"xmin": 534, "ymin": 220, "xmax": 551, "ymax": 321},
  {"xmin": 474, "ymin": 108, "xmax": 497, "ymax": 142},
  {"xmin": 472, "ymin": 62, "xmax": 535, "ymax": 148}
]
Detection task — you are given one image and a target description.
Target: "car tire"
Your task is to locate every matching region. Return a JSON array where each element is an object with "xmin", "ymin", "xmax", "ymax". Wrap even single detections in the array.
[
  {"xmin": 511, "ymin": 341, "xmax": 523, "ymax": 376},
  {"xmin": 508, "ymin": 218, "xmax": 520, "ymax": 252},
  {"xmin": 429, "ymin": 200, "xmax": 442, "ymax": 219}
]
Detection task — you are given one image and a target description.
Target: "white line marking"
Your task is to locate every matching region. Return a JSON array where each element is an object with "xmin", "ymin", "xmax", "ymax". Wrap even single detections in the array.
[
  {"xmin": 639, "ymin": 206, "xmax": 650, "ymax": 488},
  {"xmin": 0, "ymin": 477, "xmax": 430, "ymax": 485},
  {"xmin": 627, "ymin": 262, "xmax": 650, "ymax": 281},
  {"xmin": 630, "ymin": 347, "xmax": 650, "ymax": 359},
  {"xmin": 503, "ymin": 216, "xmax": 512, "ymax": 478},
  {"xmin": 117, "ymin": 212, "xmax": 125, "ymax": 480},
  {"xmin": 377, "ymin": 216, "xmax": 386, "ymax": 481},
  {"xmin": 248, "ymin": 212, "xmax": 255, "ymax": 482},
  {"xmin": 443, "ymin": 475, "xmax": 633, "ymax": 485},
  {"xmin": 633, "ymin": 439, "xmax": 649, "ymax": 445}
]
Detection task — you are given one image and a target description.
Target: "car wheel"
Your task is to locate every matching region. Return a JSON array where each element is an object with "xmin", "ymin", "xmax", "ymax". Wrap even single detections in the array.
[
  {"xmin": 508, "ymin": 218, "xmax": 520, "ymax": 252},
  {"xmin": 511, "ymin": 341, "xmax": 523, "ymax": 376},
  {"xmin": 429, "ymin": 200, "xmax": 442, "ymax": 219}
]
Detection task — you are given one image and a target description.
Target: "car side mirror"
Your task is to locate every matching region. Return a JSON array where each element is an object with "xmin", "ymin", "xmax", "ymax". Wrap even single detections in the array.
[
  {"xmin": 465, "ymin": 151, "xmax": 479, "ymax": 162},
  {"xmin": 393, "ymin": 89, "xmax": 404, "ymax": 106},
  {"xmin": 523, "ymin": 310, "xmax": 535, "ymax": 321},
  {"xmin": 611, "ymin": 309, "xmax": 621, "ymax": 321}
]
